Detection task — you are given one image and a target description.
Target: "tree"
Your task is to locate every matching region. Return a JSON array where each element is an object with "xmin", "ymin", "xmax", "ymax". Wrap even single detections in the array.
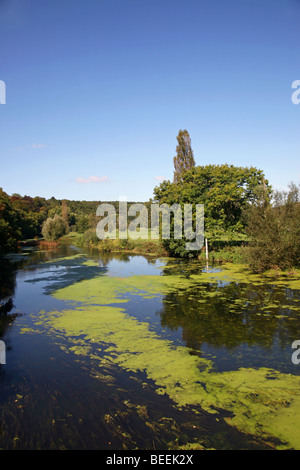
[
  {"xmin": 173, "ymin": 130, "xmax": 195, "ymax": 183},
  {"xmin": 156, "ymin": 164, "xmax": 270, "ymax": 233},
  {"xmin": 0, "ymin": 188, "xmax": 21, "ymax": 252},
  {"xmin": 154, "ymin": 164, "xmax": 270, "ymax": 257},
  {"xmin": 245, "ymin": 182, "xmax": 300, "ymax": 271},
  {"xmin": 41, "ymin": 215, "xmax": 67, "ymax": 241},
  {"xmin": 77, "ymin": 215, "xmax": 90, "ymax": 233}
]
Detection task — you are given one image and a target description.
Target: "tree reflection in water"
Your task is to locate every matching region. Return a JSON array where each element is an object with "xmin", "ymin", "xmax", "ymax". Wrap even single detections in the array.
[{"xmin": 157, "ymin": 261, "xmax": 300, "ymax": 374}]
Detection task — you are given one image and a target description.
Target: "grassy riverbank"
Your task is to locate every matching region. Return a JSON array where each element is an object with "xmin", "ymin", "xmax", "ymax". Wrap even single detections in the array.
[
  {"xmin": 61, "ymin": 231, "xmax": 168, "ymax": 257},
  {"xmin": 61, "ymin": 231, "xmax": 300, "ymax": 278},
  {"xmin": 61, "ymin": 231, "xmax": 249, "ymax": 263}
]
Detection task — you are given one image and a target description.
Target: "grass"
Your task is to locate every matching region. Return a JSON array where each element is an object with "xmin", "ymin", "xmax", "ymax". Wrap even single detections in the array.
[
  {"xmin": 61, "ymin": 231, "xmax": 168, "ymax": 257},
  {"xmin": 62, "ymin": 230, "xmax": 249, "ymax": 262}
]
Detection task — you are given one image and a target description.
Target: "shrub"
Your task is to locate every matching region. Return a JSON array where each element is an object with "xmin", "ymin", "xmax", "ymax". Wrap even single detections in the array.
[
  {"xmin": 41, "ymin": 215, "xmax": 67, "ymax": 241},
  {"xmin": 245, "ymin": 183, "xmax": 300, "ymax": 271},
  {"xmin": 81, "ymin": 228, "xmax": 99, "ymax": 245}
]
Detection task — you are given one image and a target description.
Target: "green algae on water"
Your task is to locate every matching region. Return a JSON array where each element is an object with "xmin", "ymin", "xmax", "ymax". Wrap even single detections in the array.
[
  {"xmin": 36, "ymin": 265, "xmax": 300, "ymax": 449},
  {"xmin": 189, "ymin": 263, "xmax": 300, "ymax": 290}
]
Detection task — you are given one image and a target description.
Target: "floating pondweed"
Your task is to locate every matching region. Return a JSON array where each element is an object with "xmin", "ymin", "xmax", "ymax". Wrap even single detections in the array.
[{"xmin": 30, "ymin": 259, "xmax": 300, "ymax": 450}]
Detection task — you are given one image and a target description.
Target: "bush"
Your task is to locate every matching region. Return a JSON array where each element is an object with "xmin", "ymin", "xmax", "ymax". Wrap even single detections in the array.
[
  {"xmin": 245, "ymin": 183, "xmax": 300, "ymax": 271},
  {"xmin": 41, "ymin": 215, "xmax": 67, "ymax": 241},
  {"xmin": 81, "ymin": 228, "xmax": 99, "ymax": 245}
]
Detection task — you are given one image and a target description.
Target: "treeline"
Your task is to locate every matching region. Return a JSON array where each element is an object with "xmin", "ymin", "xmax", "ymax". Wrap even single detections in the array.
[
  {"xmin": 1, "ymin": 128, "xmax": 299, "ymax": 272},
  {"xmin": 0, "ymin": 189, "xmax": 48, "ymax": 252},
  {"xmin": 1, "ymin": 176, "xmax": 300, "ymax": 272},
  {"xmin": 0, "ymin": 187, "xmax": 151, "ymax": 252}
]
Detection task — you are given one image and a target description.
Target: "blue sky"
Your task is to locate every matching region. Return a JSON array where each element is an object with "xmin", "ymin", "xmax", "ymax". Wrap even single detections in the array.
[{"xmin": 0, "ymin": 0, "xmax": 299, "ymax": 201}]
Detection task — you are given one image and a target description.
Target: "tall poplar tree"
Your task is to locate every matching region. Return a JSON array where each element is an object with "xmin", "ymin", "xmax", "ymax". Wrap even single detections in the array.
[{"xmin": 173, "ymin": 129, "xmax": 195, "ymax": 183}]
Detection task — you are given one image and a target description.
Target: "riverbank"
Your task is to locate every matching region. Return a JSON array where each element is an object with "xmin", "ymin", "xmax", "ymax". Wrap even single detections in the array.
[
  {"xmin": 61, "ymin": 231, "xmax": 249, "ymax": 264},
  {"xmin": 18, "ymin": 238, "xmax": 60, "ymax": 250},
  {"xmin": 61, "ymin": 231, "xmax": 169, "ymax": 257},
  {"xmin": 58, "ymin": 232, "xmax": 300, "ymax": 280}
]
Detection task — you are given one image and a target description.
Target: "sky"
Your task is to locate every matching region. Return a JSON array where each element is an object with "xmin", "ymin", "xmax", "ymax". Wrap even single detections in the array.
[{"xmin": 0, "ymin": 0, "xmax": 299, "ymax": 202}]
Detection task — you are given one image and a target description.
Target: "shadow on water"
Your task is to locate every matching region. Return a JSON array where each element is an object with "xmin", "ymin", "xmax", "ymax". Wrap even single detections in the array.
[
  {"xmin": 0, "ymin": 258, "xmax": 18, "ymax": 303},
  {"xmin": 0, "ymin": 258, "xmax": 20, "ymax": 341}
]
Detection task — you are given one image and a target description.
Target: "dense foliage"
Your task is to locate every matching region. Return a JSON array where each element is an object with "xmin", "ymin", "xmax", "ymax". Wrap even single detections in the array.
[
  {"xmin": 173, "ymin": 129, "xmax": 195, "ymax": 183},
  {"xmin": 0, "ymin": 188, "xmax": 101, "ymax": 251},
  {"xmin": 0, "ymin": 189, "xmax": 20, "ymax": 252},
  {"xmin": 41, "ymin": 215, "xmax": 68, "ymax": 241},
  {"xmin": 153, "ymin": 163, "xmax": 271, "ymax": 257},
  {"xmin": 245, "ymin": 183, "xmax": 300, "ymax": 271},
  {"xmin": 0, "ymin": 188, "xmax": 152, "ymax": 251}
]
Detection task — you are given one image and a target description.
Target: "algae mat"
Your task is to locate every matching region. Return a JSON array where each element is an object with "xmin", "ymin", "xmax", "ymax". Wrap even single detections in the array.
[{"xmin": 36, "ymin": 264, "xmax": 300, "ymax": 449}]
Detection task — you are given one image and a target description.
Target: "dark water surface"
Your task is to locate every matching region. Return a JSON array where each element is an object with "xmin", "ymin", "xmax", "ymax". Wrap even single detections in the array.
[{"xmin": 0, "ymin": 244, "xmax": 300, "ymax": 450}]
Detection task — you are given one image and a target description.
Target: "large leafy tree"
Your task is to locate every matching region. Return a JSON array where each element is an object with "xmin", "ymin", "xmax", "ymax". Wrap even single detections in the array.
[
  {"xmin": 173, "ymin": 129, "xmax": 195, "ymax": 183},
  {"xmin": 156, "ymin": 164, "xmax": 270, "ymax": 232},
  {"xmin": 154, "ymin": 164, "xmax": 271, "ymax": 256}
]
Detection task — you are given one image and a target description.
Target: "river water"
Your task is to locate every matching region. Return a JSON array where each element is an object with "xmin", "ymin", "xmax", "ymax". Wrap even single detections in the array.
[{"xmin": 0, "ymin": 243, "xmax": 300, "ymax": 450}]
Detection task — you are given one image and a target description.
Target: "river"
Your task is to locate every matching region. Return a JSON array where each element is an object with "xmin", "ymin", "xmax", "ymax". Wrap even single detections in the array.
[{"xmin": 0, "ymin": 243, "xmax": 300, "ymax": 450}]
